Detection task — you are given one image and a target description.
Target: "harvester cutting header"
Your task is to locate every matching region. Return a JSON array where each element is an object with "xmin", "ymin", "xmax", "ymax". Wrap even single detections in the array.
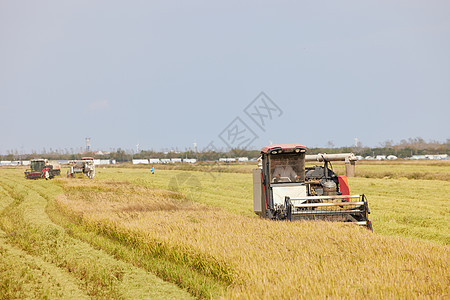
[{"xmin": 253, "ymin": 144, "xmax": 372, "ymax": 229}]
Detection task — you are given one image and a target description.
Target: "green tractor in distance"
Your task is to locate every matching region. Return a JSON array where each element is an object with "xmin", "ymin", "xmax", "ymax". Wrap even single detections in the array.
[{"xmin": 24, "ymin": 159, "xmax": 61, "ymax": 180}]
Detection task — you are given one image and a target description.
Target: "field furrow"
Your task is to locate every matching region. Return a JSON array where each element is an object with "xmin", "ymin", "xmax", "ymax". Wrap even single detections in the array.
[{"xmin": 0, "ymin": 172, "xmax": 193, "ymax": 299}]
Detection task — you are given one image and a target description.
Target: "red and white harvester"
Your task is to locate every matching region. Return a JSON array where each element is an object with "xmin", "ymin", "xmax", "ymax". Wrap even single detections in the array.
[
  {"xmin": 253, "ymin": 144, "xmax": 372, "ymax": 229},
  {"xmin": 24, "ymin": 159, "xmax": 61, "ymax": 180}
]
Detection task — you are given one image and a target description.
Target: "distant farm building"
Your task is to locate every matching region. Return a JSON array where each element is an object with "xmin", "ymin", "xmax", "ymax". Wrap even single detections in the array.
[
  {"xmin": 425, "ymin": 154, "xmax": 448, "ymax": 160},
  {"xmin": 147, "ymin": 158, "xmax": 195, "ymax": 164},
  {"xmin": 99, "ymin": 159, "xmax": 115, "ymax": 165},
  {"xmin": 90, "ymin": 159, "xmax": 115, "ymax": 165},
  {"xmin": 411, "ymin": 155, "xmax": 427, "ymax": 160},
  {"xmin": 219, "ymin": 158, "xmax": 237, "ymax": 163},
  {"xmin": 1, "ymin": 160, "xmax": 32, "ymax": 166},
  {"xmin": 132, "ymin": 159, "xmax": 149, "ymax": 165},
  {"xmin": 183, "ymin": 158, "xmax": 197, "ymax": 163}
]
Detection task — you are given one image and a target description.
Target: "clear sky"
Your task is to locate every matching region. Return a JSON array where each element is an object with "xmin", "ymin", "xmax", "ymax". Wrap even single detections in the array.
[{"xmin": 1, "ymin": 0, "xmax": 449, "ymax": 154}]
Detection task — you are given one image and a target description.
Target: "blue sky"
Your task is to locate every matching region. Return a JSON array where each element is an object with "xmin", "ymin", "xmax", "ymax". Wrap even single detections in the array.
[{"xmin": 1, "ymin": 0, "xmax": 449, "ymax": 154}]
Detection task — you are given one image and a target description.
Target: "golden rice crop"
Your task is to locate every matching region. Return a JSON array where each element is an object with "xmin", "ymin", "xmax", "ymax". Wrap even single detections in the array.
[
  {"xmin": 56, "ymin": 178, "xmax": 449, "ymax": 299},
  {"xmin": 0, "ymin": 171, "xmax": 194, "ymax": 299},
  {"xmin": 1, "ymin": 163, "xmax": 448, "ymax": 299},
  {"xmin": 96, "ymin": 166, "xmax": 450, "ymax": 244}
]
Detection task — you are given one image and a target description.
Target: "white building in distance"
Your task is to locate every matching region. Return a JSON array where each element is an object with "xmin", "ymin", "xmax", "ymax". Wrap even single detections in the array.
[{"xmin": 132, "ymin": 159, "xmax": 149, "ymax": 165}]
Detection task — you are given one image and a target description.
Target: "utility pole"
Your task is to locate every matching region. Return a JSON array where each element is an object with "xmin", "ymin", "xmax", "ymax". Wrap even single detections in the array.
[{"xmin": 85, "ymin": 137, "xmax": 91, "ymax": 152}]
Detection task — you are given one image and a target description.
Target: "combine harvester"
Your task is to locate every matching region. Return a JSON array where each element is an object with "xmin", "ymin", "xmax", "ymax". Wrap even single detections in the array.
[
  {"xmin": 253, "ymin": 144, "xmax": 372, "ymax": 230},
  {"xmin": 67, "ymin": 157, "xmax": 95, "ymax": 179},
  {"xmin": 24, "ymin": 159, "xmax": 61, "ymax": 180}
]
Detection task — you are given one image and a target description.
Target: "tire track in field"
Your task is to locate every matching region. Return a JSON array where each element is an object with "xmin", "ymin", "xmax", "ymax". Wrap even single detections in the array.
[
  {"xmin": 0, "ymin": 183, "xmax": 15, "ymax": 212},
  {"xmin": 0, "ymin": 178, "xmax": 89, "ymax": 298},
  {"xmin": 0, "ymin": 228, "xmax": 89, "ymax": 299},
  {"xmin": 0, "ymin": 174, "xmax": 194, "ymax": 299}
]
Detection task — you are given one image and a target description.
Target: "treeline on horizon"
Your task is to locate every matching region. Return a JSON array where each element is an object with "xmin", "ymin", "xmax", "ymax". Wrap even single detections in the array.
[{"xmin": 1, "ymin": 138, "xmax": 449, "ymax": 162}]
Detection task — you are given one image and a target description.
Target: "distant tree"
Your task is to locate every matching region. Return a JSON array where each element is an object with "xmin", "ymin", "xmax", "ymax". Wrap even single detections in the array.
[
  {"xmin": 110, "ymin": 148, "xmax": 129, "ymax": 162},
  {"xmin": 380, "ymin": 140, "xmax": 394, "ymax": 148}
]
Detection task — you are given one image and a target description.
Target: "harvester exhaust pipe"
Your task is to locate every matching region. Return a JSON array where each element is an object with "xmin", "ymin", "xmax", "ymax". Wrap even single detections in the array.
[{"xmin": 305, "ymin": 153, "xmax": 357, "ymax": 177}]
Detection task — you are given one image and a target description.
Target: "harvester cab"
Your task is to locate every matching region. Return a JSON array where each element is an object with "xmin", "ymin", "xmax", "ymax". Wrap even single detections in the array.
[
  {"xmin": 253, "ymin": 144, "xmax": 372, "ymax": 230},
  {"xmin": 24, "ymin": 159, "xmax": 61, "ymax": 179}
]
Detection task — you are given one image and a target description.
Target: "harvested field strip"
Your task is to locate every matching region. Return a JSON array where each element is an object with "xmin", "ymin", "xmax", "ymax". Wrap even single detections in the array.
[
  {"xmin": 0, "ymin": 228, "xmax": 88, "ymax": 299},
  {"xmin": 97, "ymin": 168, "xmax": 254, "ymax": 216},
  {"xmin": 350, "ymin": 177, "xmax": 450, "ymax": 244},
  {"xmin": 54, "ymin": 174, "xmax": 449, "ymax": 299},
  {"xmin": 54, "ymin": 180, "xmax": 233, "ymax": 298},
  {"xmin": 50, "ymin": 213, "xmax": 230, "ymax": 299},
  {"xmin": 0, "ymin": 172, "xmax": 193, "ymax": 299}
]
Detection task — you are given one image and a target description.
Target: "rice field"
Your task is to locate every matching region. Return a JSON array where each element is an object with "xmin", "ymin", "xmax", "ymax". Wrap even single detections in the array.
[
  {"xmin": 131, "ymin": 159, "xmax": 450, "ymax": 181},
  {"xmin": 0, "ymin": 161, "xmax": 448, "ymax": 298}
]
